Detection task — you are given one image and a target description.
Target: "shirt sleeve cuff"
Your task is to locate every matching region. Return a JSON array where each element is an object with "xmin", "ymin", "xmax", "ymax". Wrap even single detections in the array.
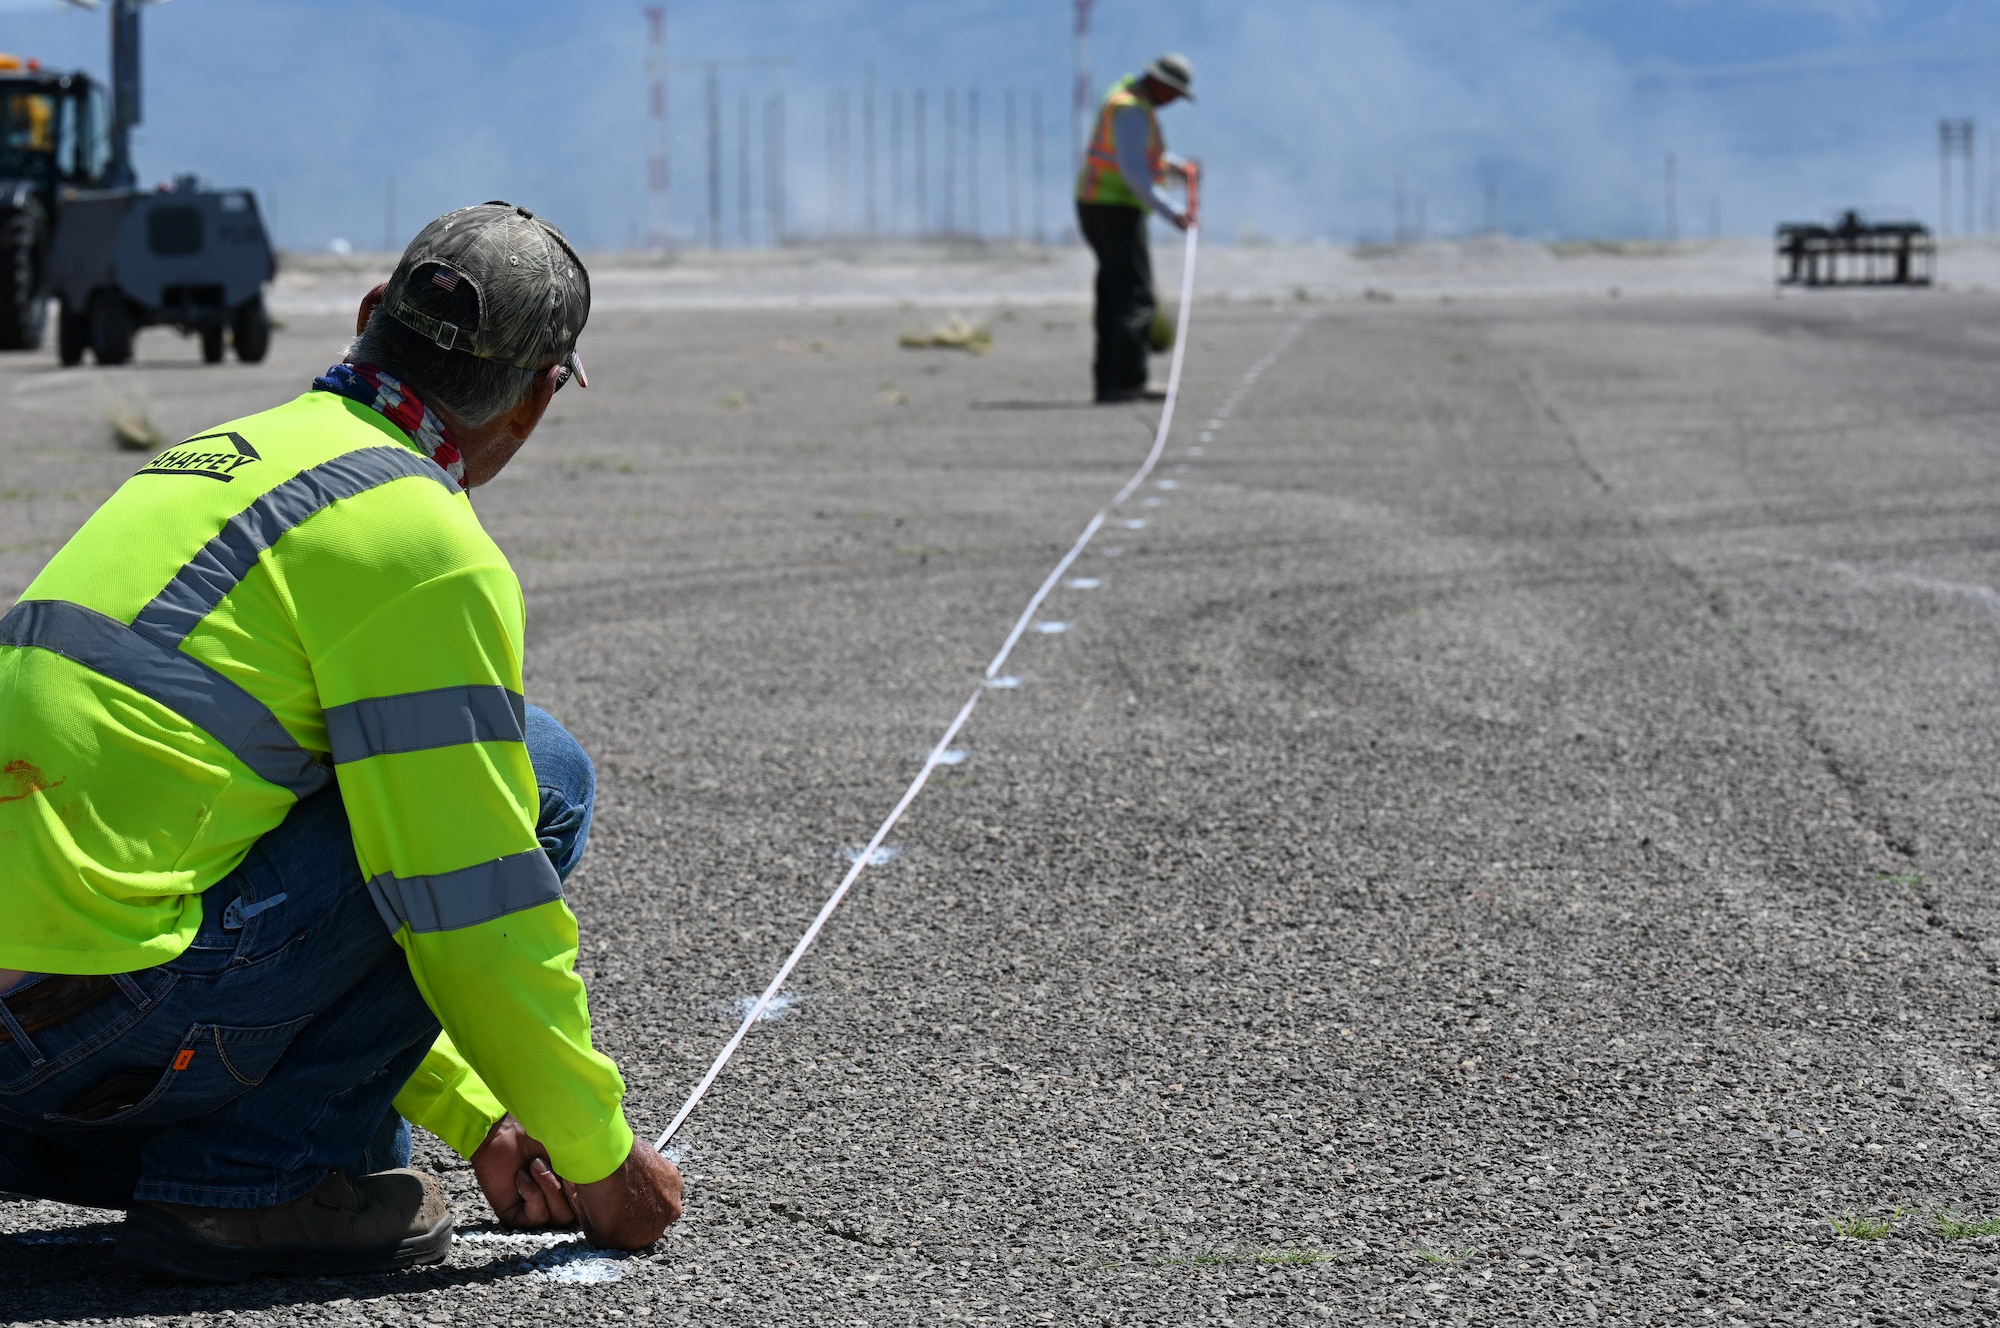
[
  {"xmin": 394, "ymin": 1055, "xmax": 507, "ymax": 1160},
  {"xmin": 540, "ymin": 1106, "xmax": 637, "ymax": 1186}
]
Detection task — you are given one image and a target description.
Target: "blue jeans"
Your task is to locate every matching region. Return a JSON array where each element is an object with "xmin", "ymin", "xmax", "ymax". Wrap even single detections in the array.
[{"xmin": 0, "ymin": 704, "xmax": 594, "ymax": 1211}]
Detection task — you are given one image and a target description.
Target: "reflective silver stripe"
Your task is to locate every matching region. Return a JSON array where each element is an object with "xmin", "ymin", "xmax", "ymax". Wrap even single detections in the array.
[
  {"xmin": 324, "ymin": 685, "xmax": 526, "ymax": 764},
  {"xmin": 0, "ymin": 600, "xmax": 333, "ymax": 798},
  {"xmin": 366, "ymin": 849, "xmax": 564, "ymax": 934},
  {"xmin": 133, "ymin": 446, "xmax": 459, "ymax": 646}
]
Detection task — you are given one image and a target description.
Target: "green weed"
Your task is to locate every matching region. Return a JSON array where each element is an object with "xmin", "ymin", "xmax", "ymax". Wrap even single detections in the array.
[
  {"xmin": 1829, "ymin": 1210, "xmax": 1898, "ymax": 1239},
  {"xmin": 1936, "ymin": 1212, "xmax": 2000, "ymax": 1240}
]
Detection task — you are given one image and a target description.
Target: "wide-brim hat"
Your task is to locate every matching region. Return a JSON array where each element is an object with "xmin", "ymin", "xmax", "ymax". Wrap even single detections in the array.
[
  {"xmin": 383, "ymin": 201, "xmax": 590, "ymax": 375},
  {"xmin": 1146, "ymin": 52, "xmax": 1195, "ymax": 101}
]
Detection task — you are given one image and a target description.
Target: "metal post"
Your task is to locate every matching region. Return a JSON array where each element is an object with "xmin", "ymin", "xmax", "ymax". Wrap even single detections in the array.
[
  {"xmin": 891, "ymin": 91, "xmax": 904, "ymax": 235},
  {"xmin": 1664, "ymin": 152, "xmax": 1677, "ymax": 243},
  {"xmin": 108, "ymin": 0, "xmax": 141, "ymax": 188},
  {"xmin": 643, "ymin": 6, "xmax": 669, "ymax": 250},
  {"xmin": 1007, "ymin": 90, "xmax": 1020, "ymax": 242},
  {"xmin": 915, "ymin": 91, "xmax": 928, "ymax": 235},
  {"xmin": 865, "ymin": 69, "xmax": 877, "ymax": 236},
  {"xmin": 1968, "ymin": 121, "xmax": 1978, "ymax": 238},
  {"xmin": 968, "ymin": 90, "xmax": 980, "ymax": 239},
  {"xmin": 944, "ymin": 90, "xmax": 957, "ymax": 234},
  {"xmin": 738, "ymin": 92, "xmax": 752, "ymax": 246},
  {"xmin": 770, "ymin": 92, "xmax": 786, "ymax": 244},
  {"xmin": 1033, "ymin": 92, "xmax": 1045, "ymax": 245},
  {"xmin": 706, "ymin": 66, "xmax": 722, "ymax": 248}
]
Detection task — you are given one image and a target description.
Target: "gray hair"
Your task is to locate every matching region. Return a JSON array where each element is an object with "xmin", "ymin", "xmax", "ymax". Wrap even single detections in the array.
[{"xmin": 347, "ymin": 310, "xmax": 537, "ymax": 428}]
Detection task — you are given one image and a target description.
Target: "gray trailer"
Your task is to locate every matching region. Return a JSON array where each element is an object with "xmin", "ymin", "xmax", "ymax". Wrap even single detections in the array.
[{"xmin": 49, "ymin": 176, "xmax": 274, "ymax": 364}]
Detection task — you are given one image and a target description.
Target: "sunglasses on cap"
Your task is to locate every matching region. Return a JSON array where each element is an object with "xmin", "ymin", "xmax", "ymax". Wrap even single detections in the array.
[{"xmin": 551, "ymin": 350, "xmax": 588, "ymax": 393}]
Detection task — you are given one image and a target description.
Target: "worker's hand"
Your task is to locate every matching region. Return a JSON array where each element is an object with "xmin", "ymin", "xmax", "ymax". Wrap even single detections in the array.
[
  {"xmin": 573, "ymin": 1142, "xmax": 685, "ymax": 1250},
  {"xmin": 472, "ymin": 1114, "xmax": 583, "ymax": 1229},
  {"xmin": 1170, "ymin": 210, "xmax": 1192, "ymax": 232}
]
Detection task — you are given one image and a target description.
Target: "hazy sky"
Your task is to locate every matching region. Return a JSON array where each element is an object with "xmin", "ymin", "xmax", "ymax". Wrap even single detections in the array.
[{"xmin": 3, "ymin": 0, "xmax": 1999, "ymax": 249}]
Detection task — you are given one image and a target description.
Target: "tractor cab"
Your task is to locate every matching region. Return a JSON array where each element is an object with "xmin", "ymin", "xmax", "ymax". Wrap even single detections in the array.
[{"xmin": 0, "ymin": 56, "xmax": 113, "ymax": 194}]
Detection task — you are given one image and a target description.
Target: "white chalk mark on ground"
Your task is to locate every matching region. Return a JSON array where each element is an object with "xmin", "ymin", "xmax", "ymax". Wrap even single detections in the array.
[
  {"xmin": 457, "ymin": 1230, "xmax": 585, "ymax": 1248},
  {"xmin": 732, "ymin": 992, "xmax": 802, "ymax": 1022},
  {"xmin": 937, "ymin": 748, "xmax": 972, "ymax": 765},
  {"xmin": 1122, "ymin": 519, "xmax": 1147, "ymax": 529},
  {"xmin": 841, "ymin": 844, "xmax": 903, "ymax": 865},
  {"xmin": 1141, "ymin": 497, "xmax": 1165, "ymax": 507},
  {"xmin": 1156, "ymin": 479, "xmax": 1179, "ymax": 490},
  {"xmin": 988, "ymin": 675, "xmax": 1024, "ymax": 688},
  {"xmin": 1034, "ymin": 621, "xmax": 1070, "ymax": 634},
  {"xmin": 1065, "ymin": 578, "xmax": 1101, "ymax": 589},
  {"xmin": 530, "ymin": 1247, "xmax": 629, "ymax": 1284}
]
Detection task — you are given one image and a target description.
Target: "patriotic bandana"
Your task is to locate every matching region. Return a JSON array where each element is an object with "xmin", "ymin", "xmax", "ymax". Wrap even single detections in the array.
[{"xmin": 311, "ymin": 362, "xmax": 465, "ymax": 485}]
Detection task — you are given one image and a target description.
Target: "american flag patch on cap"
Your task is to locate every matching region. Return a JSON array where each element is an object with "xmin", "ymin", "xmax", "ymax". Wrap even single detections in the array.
[{"xmin": 431, "ymin": 267, "xmax": 460, "ymax": 292}]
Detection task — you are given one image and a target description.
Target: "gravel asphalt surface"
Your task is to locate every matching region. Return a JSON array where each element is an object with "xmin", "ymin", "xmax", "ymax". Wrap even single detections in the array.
[{"xmin": 5, "ymin": 270, "xmax": 2000, "ymax": 1324}]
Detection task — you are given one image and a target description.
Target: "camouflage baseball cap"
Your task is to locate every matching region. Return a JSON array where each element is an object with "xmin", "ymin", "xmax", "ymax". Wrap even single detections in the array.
[{"xmin": 384, "ymin": 201, "xmax": 590, "ymax": 377}]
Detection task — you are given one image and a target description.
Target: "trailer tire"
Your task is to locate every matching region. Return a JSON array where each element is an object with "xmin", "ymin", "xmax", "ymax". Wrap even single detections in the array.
[
  {"xmin": 0, "ymin": 198, "xmax": 50, "ymax": 351},
  {"xmin": 231, "ymin": 296, "xmax": 269, "ymax": 363},
  {"xmin": 200, "ymin": 324, "xmax": 225, "ymax": 364},
  {"xmin": 90, "ymin": 289, "xmax": 134, "ymax": 365},
  {"xmin": 57, "ymin": 300, "xmax": 88, "ymax": 367}
]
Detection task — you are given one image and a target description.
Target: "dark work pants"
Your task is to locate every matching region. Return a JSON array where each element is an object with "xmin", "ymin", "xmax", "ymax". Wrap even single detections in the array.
[
  {"xmin": 1078, "ymin": 201, "xmax": 1155, "ymax": 400},
  {"xmin": 0, "ymin": 705, "xmax": 596, "ymax": 1211}
]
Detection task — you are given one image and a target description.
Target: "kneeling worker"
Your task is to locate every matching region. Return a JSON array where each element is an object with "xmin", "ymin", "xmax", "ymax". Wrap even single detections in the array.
[
  {"xmin": 0, "ymin": 202, "xmax": 682, "ymax": 1280},
  {"xmin": 1077, "ymin": 52, "xmax": 1198, "ymax": 403}
]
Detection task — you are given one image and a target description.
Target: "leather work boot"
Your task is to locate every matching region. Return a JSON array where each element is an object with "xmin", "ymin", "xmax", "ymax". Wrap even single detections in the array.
[{"xmin": 117, "ymin": 1168, "xmax": 452, "ymax": 1282}]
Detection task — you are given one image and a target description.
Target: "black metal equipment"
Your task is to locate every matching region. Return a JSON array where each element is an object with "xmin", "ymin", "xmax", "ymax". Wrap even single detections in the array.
[{"xmin": 1775, "ymin": 211, "xmax": 1934, "ymax": 288}]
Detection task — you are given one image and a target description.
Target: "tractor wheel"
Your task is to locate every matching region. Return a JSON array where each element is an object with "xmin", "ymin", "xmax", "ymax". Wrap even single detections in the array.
[
  {"xmin": 200, "ymin": 324, "xmax": 225, "ymax": 364},
  {"xmin": 57, "ymin": 301, "xmax": 87, "ymax": 367},
  {"xmin": 90, "ymin": 289, "xmax": 134, "ymax": 365},
  {"xmin": 0, "ymin": 197, "xmax": 50, "ymax": 351},
  {"xmin": 231, "ymin": 296, "xmax": 270, "ymax": 363}
]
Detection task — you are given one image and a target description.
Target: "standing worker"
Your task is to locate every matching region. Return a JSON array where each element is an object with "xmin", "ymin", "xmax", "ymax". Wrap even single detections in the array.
[
  {"xmin": 0, "ymin": 202, "xmax": 681, "ymax": 1280},
  {"xmin": 1076, "ymin": 52, "xmax": 1198, "ymax": 403}
]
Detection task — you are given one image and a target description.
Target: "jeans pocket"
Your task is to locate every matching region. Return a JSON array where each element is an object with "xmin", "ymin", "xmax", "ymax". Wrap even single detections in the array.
[{"xmin": 40, "ymin": 1015, "xmax": 315, "ymax": 1129}]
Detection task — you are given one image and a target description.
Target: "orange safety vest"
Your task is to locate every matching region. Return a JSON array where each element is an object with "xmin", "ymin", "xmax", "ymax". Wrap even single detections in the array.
[{"xmin": 1077, "ymin": 75, "xmax": 1162, "ymax": 209}]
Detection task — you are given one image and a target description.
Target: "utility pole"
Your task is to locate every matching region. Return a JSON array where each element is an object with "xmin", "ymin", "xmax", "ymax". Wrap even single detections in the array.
[
  {"xmin": 766, "ymin": 92, "xmax": 786, "ymax": 244},
  {"xmin": 944, "ymin": 90, "xmax": 957, "ymax": 235},
  {"xmin": 865, "ymin": 68, "xmax": 877, "ymax": 236},
  {"xmin": 1940, "ymin": 119, "xmax": 1973, "ymax": 237},
  {"xmin": 838, "ymin": 90, "xmax": 851, "ymax": 233},
  {"xmin": 1006, "ymin": 90, "xmax": 1020, "ymax": 242},
  {"xmin": 668, "ymin": 54, "xmax": 792, "ymax": 248},
  {"xmin": 1664, "ymin": 152, "xmax": 1678, "ymax": 244},
  {"xmin": 968, "ymin": 90, "xmax": 981, "ymax": 239},
  {"xmin": 1072, "ymin": 0, "xmax": 1097, "ymax": 179},
  {"xmin": 708, "ymin": 74, "xmax": 731, "ymax": 247},
  {"xmin": 915, "ymin": 91, "xmax": 928, "ymax": 235},
  {"xmin": 643, "ymin": 6, "xmax": 669, "ymax": 249},
  {"xmin": 737, "ymin": 91, "xmax": 751, "ymax": 246},
  {"xmin": 1033, "ymin": 92, "xmax": 1045, "ymax": 245},
  {"xmin": 891, "ymin": 91, "xmax": 904, "ymax": 235}
]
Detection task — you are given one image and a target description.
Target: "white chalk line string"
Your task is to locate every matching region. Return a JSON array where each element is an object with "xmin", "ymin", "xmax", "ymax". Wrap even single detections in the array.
[{"xmin": 656, "ymin": 220, "xmax": 1320, "ymax": 1152}]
